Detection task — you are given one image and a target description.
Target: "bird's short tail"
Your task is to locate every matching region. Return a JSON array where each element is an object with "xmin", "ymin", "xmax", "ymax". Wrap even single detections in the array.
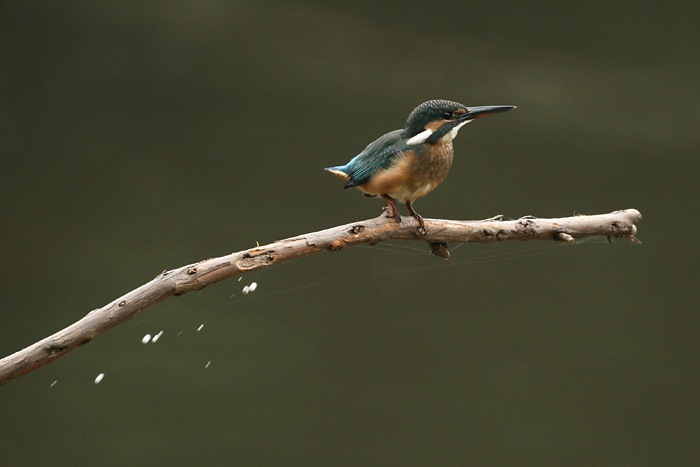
[{"xmin": 324, "ymin": 165, "xmax": 350, "ymax": 181}]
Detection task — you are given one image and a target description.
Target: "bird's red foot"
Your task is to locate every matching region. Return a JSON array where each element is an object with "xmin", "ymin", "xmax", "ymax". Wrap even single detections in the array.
[
  {"xmin": 381, "ymin": 195, "xmax": 402, "ymax": 224},
  {"xmin": 406, "ymin": 201, "xmax": 427, "ymax": 235}
]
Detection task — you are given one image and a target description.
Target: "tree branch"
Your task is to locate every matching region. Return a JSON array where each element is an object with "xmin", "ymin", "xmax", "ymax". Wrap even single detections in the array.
[{"xmin": 0, "ymin": 209, "xmax": 641, "ymax": 386}]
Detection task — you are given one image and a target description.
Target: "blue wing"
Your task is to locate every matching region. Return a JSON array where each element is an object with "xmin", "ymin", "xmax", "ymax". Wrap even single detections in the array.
[{"xmin": 326, "ymin": 130, "xmax": 408, "ymax": 189}]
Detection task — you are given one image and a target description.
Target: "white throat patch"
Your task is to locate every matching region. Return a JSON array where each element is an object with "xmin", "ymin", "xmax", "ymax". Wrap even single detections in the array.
[{"xmin": 448, "ymin": 119, "xmax": 472, "ymax": 141}]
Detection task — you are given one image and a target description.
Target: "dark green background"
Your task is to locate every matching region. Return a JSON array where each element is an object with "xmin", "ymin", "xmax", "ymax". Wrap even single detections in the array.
[{"xmin": 2, "ymin": 1, "xmax": 698, "ymax": 465}]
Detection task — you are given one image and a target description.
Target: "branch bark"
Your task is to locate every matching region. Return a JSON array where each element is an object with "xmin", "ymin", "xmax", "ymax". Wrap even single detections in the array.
[{"xmin": 0, "ymin": 209, "xmax": 641, "ymax": 386}]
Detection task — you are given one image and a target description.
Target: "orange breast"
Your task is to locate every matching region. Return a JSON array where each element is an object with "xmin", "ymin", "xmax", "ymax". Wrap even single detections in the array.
[{"xmin": 357, "ymin": 143, "xmax": 454, "ymax": 202}]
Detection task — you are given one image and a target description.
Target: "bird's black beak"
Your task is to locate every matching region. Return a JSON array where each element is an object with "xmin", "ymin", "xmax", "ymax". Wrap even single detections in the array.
[{"xmin": 460, "ymin": 105, "xmax": 516, "ymax": 121}]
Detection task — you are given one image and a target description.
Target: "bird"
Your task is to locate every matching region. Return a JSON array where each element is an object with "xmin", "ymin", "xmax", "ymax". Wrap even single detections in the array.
[{"xmin": 325, "ymin": 99, "xmax": 515, "ymax": 233}]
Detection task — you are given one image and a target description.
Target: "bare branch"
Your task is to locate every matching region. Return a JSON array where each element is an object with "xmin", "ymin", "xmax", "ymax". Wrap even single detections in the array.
[{"xmin": 0, "ymin": 209, "xmax": 641, "ymax": 386}]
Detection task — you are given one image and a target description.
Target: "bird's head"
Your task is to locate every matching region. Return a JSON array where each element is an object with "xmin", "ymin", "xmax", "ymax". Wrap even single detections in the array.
[{"xmin": 402, "ymin": 99, "xmax": 515, "ymax": 145}]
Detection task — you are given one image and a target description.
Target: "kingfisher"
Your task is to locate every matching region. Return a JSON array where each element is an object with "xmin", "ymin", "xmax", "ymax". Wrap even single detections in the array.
[{"xmin": 325, "ymin": 99, "xmax": 515, "ymax": 233}]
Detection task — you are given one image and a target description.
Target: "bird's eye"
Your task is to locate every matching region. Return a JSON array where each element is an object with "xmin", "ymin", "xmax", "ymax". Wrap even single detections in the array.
[{"xmin": 442, "ymin": 111, "xmax": 452, "ymax": 119}]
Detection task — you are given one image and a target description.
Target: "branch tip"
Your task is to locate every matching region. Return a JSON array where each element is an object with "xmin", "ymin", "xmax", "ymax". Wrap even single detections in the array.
[
  {"xmin": 556, "ymin": 232, "xmax": 575, "ymax": 243},
  {"xmin": 429, "ymin": 242, "xmax": 451, "ymax": 262}
]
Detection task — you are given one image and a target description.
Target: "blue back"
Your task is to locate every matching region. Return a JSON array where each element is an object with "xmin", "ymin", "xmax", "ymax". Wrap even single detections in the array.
[{"xmin": 329, "ymin": 130, "xmax": 408, "ymax": 188}]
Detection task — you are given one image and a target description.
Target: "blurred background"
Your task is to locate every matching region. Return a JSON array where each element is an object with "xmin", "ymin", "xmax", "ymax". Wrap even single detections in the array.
[{"xmin": 2, "ymin": 1, "xmax": 698, "ymax": 465}]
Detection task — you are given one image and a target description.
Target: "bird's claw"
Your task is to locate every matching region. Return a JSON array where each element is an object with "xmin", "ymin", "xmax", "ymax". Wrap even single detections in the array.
[
  {"xmin": 383, "ymin": 205, "xmax": 401, "ymax": 223},
  {"xmin": 413, "ymin": 214, "xmax": 427, "ymax": 235}
]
